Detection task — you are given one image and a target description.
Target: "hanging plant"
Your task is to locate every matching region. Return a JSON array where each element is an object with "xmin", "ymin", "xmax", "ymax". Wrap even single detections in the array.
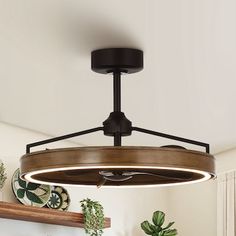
[
  {"xmin": 80, "ymin": 198, "xmax": 105, "ymax": 236},
  {"xmin": 0, "ymin": 162, "xmax": 7, "ymax": 189},
  {"xmin": 141, "ymin": 211, "xmax": 177, "ymax": 236}
]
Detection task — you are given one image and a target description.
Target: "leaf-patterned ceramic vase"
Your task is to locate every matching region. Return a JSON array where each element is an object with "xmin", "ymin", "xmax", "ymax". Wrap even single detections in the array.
[{"xmin": 12, "ymin": 168, "xmax": 51, "ymax": 207}]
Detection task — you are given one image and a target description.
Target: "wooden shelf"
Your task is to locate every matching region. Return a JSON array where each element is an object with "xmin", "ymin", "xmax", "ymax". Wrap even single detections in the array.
[{"xmin": 0, "ymin": 201, "xmax": 111, "ymax": 228}]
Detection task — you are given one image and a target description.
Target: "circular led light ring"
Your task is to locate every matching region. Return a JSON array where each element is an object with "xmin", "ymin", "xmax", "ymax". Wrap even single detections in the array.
[
  {"xmin": 23, "ymin": 166, "xmax": 212, "ymax": 188},
  {"xmin": 20, "ymin": 146, "xmax": 215, "ymax": 187}
]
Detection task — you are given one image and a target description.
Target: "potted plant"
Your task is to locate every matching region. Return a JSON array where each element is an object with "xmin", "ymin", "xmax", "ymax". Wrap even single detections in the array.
[
  {"xmin": 80, "ymin": 198, "xmax": 105, "ymax": 236},
  {"xmin": 141, "ymin": 211, "xmax": 177, "ymax": 236},
  {"xmin": 0, "ymin": 162, "xmax": 7, "ymax": 189},
  {"xmin": 0, "ymin": 162, "xmax": 7, "ymax": 200}
]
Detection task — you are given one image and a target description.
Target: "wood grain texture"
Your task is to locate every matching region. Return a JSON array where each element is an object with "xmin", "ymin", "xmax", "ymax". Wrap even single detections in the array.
[
  {"xmin": 0, "ymin": 201, "xmax": 111, "ymax": 228},
  {"xmin": 20, "ymin": 146, "xmax": 215, "ymax": 186}
]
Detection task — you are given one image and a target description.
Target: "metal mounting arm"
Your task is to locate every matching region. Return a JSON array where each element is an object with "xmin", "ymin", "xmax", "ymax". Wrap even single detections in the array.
[
  {"xmin": 132, "ymin": 126, "xmax": 210, "ymax": 153},
  {"xmin": 26, "ymin": 127, "xmax": 104, "ymax": 154}
]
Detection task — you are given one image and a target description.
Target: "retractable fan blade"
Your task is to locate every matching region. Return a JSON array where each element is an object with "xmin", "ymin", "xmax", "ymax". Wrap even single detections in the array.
[
  {"xmin": 99, "ymin": 171, "xmax": 133, "ymax": 182},
  {"xmin": 97, "ymin": 178, "xmax": 107, "ymax": 188},
  {"xmin": 122, "ymin": 171, "xmax": 193, "ymax": 181}
]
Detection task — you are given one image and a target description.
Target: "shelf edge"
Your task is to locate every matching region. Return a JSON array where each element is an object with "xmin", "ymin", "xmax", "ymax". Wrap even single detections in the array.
[{"xmin": 0, "ymin": 201, "xmax": 111, "ymax": 228}]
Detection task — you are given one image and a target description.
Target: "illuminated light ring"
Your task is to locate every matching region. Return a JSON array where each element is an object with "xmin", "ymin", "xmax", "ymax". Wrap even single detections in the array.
[{"xmin": 20, "ymin": 146, "xmax": 215, "ymax": 187}]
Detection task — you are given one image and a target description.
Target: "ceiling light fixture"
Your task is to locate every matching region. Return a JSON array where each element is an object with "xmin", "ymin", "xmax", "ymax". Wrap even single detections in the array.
[{"xmin": 20, "ymin": 48, "xmax": 215, "ymax": 187}]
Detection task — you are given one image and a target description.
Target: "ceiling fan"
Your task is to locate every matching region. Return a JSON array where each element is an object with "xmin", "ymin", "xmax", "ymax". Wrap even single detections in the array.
[{"xmin": 20, "ymin": 48, "xmax": 215, "ymax": 187}]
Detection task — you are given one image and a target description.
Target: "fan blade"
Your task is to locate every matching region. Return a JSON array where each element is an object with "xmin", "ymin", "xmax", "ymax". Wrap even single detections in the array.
[
  {"xmin": 103, "ymin": 175, "xmax": 133, "ymax": 182},
  {"xmin": 97, "ymin": 178, "xmax": 107, "ymax": 188},
  {"xmin": 99, "ymin": 171, "xmax": 133, "ymax": 182},
  {"xmin": 122, "ymin": 172, "xmax": 192, "ymax": 181},
  {"xmin": 99, "ymin": 171, "xmax": 114, "ymax": 177}
]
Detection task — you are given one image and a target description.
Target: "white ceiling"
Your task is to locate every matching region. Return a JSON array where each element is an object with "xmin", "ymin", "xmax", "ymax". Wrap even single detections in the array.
[{"xmin": 0, "ymin": 0, "xmax": 235, "ymax": 154}]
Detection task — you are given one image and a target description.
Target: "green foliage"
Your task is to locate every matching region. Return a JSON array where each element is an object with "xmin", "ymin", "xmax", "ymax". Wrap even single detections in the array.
[
  {"xmin": 80, "ymin": 198, "xmax": 105, "ymax": 236},
  {"xmin": 0, "ymin": 162, "xmax": 7, "ymax": 189},
  {"xmin": 141, "ymin": 211, "xmax": 177, "ymax": 236}
]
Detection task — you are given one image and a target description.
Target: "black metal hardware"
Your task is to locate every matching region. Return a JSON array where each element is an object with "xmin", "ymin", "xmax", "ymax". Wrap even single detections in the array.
[
  {"xmin": 103, "ymin": 112, "xmax": 132, "ymax": 136},
  {"xmin": 25, "ymin": 48, "xmax": 211, "ymax": 154},
  {"xmin": 26, "ymin": 127, "xmax": 103, "ymax": 153},
  {"xmin": 113, "ymin": 71, "xmax": 121, "ymax": 112},
  {"xmin": 91, "ymin": 48, "xmax": 143, "ymax": 74},
  {"xmin": 103, "ymin": 112, "xmax": 132, "ymax": 147},
  {"xmin": 114, "ymin": 133, "xmax": 122, "ymax": 146},
  {"xmin": 132, "ymin": 127, "xmax": 210, "ymax": 153}
]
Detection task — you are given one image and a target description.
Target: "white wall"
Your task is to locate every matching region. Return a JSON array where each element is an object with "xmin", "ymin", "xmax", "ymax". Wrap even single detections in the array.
[
  {"xmin": 216, "ymin": 148, "xmax": 236, "ymax": 174},
  {"xmin": 0, "ymin": 122, "xmax": 168, "ymax": 236},
  {"xmin": 165, "ymin": 148, "xmax": 236, "ymax": 236},
  {"xmin": 166, "ymin": 180, "xmax": 217, "ymax": 236}
]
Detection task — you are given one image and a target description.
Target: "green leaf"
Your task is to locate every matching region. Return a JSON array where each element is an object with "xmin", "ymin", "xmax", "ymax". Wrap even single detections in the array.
[
  {"xmin": 26, "ymin": 182, "xmax": 40, "ymax": 191},
  {"xmin": 141, "ymin": 221, "xmax": 155, "ymax": 235},
  {"xmin": 80, "ymin": 198, "xmax": 104, "ymax": 236},
  {"xmin": 152, "ymin": 211, "xmax": 165, "ymax": 227},
  {"xmin": 153, "ymin": 233, "xmax": 160, "ymax": 236},
  {"xmin": 18, "ymin": 176, "xmax": 26, "ymax": 189},
  {"xmin": 26, "ymin": 191, "xmax": 43, "ymax": 204},
  {"xmin": 163, "ymin": 222, "xmax": 175, "ymax": 230},
  {"xmin": 0, "ymin": 163, "xmax": 7, "ymax": 189},
  {"xmin": 149, "ymin": 224, "xmax": 161, "ymax": 233},
  {"xmin": 17, "ymin": 189, "xmax": 25, "ymax": 198},
  {"xmin": 163, "ymin": 229, "xmax": 178, "ymax": 236}
]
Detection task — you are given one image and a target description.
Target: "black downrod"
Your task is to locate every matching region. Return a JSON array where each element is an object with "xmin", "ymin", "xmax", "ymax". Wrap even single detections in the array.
[
  {"xmin": 113, "ymin": 71, "xmax": 122, "ymax": 146},
  {"xmin": 113, "ymin": 71, "xmax": 121, "ymax": 112}
]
